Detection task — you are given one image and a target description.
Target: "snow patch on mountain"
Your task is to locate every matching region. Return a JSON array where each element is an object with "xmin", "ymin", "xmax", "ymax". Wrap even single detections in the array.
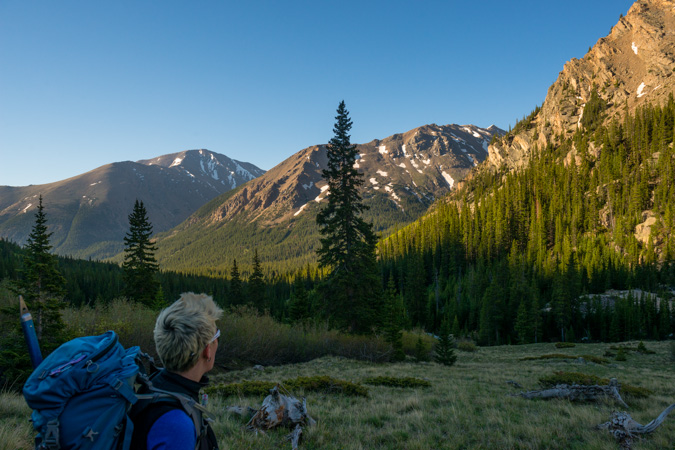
[
  {"xmin": 170, "ymin": 157, "xmax": 184, "ymax": 168},
  {"xmin": 632, "ymin": 42, "xmax": 639, "ymax": 54},
  {"xmin": 379, "ymin": 145, "xmax": 387, "ymax": 154},
  {"xmin": 376, "ymin": 170, "xmax": 388, "ymax": 177},
  {"xmin": 637, "ymin": 82, "xmax": 647, "ymax": 98},
  {"xmin": 294, "ymin": 203, "xmax": 308, "ymax": 216},
  {"xmin": 441, "ymin": 171, "xmax": 455, "ymax": 189},
  {"xmin": 370, "ymin": 178, "xmax": 379, "ymax": 185},
  {"xmin": 302, "ymin": 181, "xmax": 314, "ymax": 190}
]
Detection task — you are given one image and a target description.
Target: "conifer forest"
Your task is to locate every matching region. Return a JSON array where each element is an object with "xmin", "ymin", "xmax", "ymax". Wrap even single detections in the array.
[{"xmin": 0, "ymin": 95, "xmax": 673, "ymax": 353}]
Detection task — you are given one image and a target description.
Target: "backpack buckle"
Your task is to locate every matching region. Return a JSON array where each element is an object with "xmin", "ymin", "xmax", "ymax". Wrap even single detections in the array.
[{"xmin": 43, "ymin": 420, "xmax": 60, "ymax": 449}]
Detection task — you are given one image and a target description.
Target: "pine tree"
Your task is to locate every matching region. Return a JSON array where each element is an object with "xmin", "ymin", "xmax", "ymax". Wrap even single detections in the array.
[
  {"xmin": 316, "ymin": 101, "xmax": 382, "ymax": 333},
  {"xmin": 10, "ymin": 195, "xmax": 68, "ymax": 344},
  {"xmin": 434, "ymin": 318, "xmax": 457, "ymax": 366},
  {"xmin": 288, "ymin": 275, "xmax": 310, "ymax": 323},
  {"xmin": 414, "ymin": 333, "xmax": 430, "ymax": 362},
  {"xmin": 229, "ymin": 259, "xmax": 243, "ymax": 306},
  {"xmin": 122, "ymin": 200, "xmax": 159, "ymax": 307},
  {"xmin": 382, "ymin": 277, "xmax": 405, "ymax": 362},
  {"xmin": 248, "ymin": 249, "xmax": 266, "ymax": 312}
]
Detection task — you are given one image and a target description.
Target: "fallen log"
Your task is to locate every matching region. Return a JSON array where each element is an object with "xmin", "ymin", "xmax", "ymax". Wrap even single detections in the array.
[
  {"xmin": 513, "ymin": 378, "xmax": 629, "ymax": 408},
  {"xmin": 247, "ymin": 385, "xmax": 316, "ymax": 430},
  {"xmin": 597, "ymin": 404, "xmax": 675, "ymax": 449}
]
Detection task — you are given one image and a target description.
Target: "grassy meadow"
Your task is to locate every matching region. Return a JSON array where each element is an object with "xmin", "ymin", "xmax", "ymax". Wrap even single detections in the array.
[{"xmin": 2, "ymin": 337, "xmax": 674, "ymax": 449}]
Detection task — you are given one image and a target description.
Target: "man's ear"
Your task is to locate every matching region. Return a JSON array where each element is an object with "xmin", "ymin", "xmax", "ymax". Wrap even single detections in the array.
[{"xmin": 202, "ymin": 343, "xmax": 212, "ymax": 361}]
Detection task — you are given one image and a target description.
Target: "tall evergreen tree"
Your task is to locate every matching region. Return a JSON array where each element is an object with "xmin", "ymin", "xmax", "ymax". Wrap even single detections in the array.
[
  {"xmin": 248, "ymin": 249, "xmax": 266, "ymax": 312},
  {"xmin": 382, "ymin": 277, "xmax": 405, "ymax": 361},
  {"xmin": 316, "ymin": 101, "xmax": 382, "ymax": 333},
  {"xmin": 229, "ymin": 259, "xmax": 243, "ymax": 306},
  {"xmin": 11, "ymin": 195, "xmax": 68, "ymax": 343},
  {"xmin": 122, "ymin": 200, "xmax": 159, "ymax": 307},
  {"xmin": 288, "ymin": 275, "xmax": 311, "ymax": 323},
  {"xmin": 434, "ymin": 317, "xmax": 457, "ymax": 366}
]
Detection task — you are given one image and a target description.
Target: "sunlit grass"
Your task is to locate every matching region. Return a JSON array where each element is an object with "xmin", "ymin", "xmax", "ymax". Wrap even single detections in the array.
[{"xmin": 3, "ymin": 341, "xmax": 674, "ymax": 449}]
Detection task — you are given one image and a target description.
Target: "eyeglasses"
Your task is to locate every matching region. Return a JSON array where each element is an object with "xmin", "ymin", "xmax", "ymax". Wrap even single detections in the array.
[{"xmin": 209, "ymin": 328, "xmax": 220, "ymax": 345}]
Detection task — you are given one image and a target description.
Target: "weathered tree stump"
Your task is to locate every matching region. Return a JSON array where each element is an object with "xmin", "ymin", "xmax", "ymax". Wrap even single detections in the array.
[
  {"xmin": 597, "ymin": 404, "xmax": 675, "ymax": 449},
  {"xmin": 225, "ymin": 385, "xmax": 317, "ymax": 448},
  {"xmin": 247, "ymin": 385, "xmax": 316, "ymax": 430},
  {"xmin": 513, "ymin": 378, "xmax": 629, "ymax": 408}
]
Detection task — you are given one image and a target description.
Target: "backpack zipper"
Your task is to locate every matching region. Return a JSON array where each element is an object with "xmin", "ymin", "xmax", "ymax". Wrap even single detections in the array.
[{"xmin": 84, "ymin": 333, "xmax": 119, "ymax": 372}]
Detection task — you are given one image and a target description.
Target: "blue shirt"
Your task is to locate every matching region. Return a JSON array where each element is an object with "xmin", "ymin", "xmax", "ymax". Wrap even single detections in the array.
[{"xmin": 147, "ymin": 409, "xmax": 196, "ymax": 450}]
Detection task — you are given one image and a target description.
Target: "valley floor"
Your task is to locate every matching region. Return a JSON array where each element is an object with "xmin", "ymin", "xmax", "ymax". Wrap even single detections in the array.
[{"xmin": 2, "ymin": 341, "xmax": 674, "ymax": 449}]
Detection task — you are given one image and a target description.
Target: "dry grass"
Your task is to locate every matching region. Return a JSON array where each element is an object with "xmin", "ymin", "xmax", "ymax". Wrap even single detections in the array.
[
  {"xmin": 200, "ymin": 340, "xmax": 675, "ymax": 449},
  {"xmin": 2, "ymin": 340, "xmax": 674, "ymax": 449}
]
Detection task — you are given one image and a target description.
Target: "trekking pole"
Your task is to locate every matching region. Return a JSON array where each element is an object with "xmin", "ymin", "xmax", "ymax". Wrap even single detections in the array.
[{"xmin": 20, "ymin": 296, "xmax": 43, "ymax": 368}]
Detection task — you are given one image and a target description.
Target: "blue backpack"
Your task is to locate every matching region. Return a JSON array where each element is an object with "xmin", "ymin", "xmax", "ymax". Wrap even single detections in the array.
[{"xmin": 23, "ymin": 330, "xmax": 210, "ymax": 450}]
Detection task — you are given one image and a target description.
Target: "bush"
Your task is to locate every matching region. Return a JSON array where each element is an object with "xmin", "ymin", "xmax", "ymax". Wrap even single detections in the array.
[
  {"xmin": 520, "ymin": 353, "xmax": 575, "ymax": 361},
  {"xmin": 615, "ymin": 347, "xmax": 627, "ymax": 361},
  {"xmin": 205, "ymin": 376, "xmax": 368, "ymax": 398},
  {"xmin": 414, "ymin": 334, "xmax": 430, "ymax": 362},
  {"xmin": 362, "ymin": 376, "xmax": 431, "ymax": 388},
  {"xmin": 457, "ymin": 340, "xmax": 478, "ymax": 352},
  {"xmin": 555, "ymin": 342, "xmax": 576, "ymax": 349},
  {"xmin": 636, "ymin": 341, "xmax": 656, "ymax": 354},
  {"xmin": 579, "ymin": 354, "xmax": 609, "ymax": 364},
  {"xmin": 538, "ymin": 371, "xmax": 652, "ymax": 398}
]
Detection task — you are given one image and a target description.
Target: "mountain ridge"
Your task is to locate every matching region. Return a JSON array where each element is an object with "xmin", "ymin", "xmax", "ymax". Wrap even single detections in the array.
[
  {"xmin": 0, "ymin": 149, "xmax": 264, "ymax": 259},
  {"xmin": 154, "ymin": 123, "xmax": 504, "ymax": 274}
]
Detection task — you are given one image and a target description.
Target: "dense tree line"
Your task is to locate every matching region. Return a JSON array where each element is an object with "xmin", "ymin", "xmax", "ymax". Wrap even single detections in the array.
[
  {"xmin": 377, "ymin": 94, "xmax": 675, "ymax": 344},
  {"xmin": 2, "ymin": 96, "xmax": 674, "ymax": 348}
]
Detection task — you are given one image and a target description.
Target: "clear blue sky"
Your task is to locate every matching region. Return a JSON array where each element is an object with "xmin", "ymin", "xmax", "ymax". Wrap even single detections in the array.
[{"xmin": 0, "ymin": 0, "xmax": 634, "ymax": 187}]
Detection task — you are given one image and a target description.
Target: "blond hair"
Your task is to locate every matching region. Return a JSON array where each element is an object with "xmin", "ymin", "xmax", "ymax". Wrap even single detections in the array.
[{"xmin": 154, "ymin": 292, "xmax": 223, "ymax": 372}]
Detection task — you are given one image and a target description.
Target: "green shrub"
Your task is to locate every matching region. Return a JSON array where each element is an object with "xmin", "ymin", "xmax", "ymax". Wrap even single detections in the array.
[
  {"xmin": 615, "ymin": 347, "xmax": 627, "ymax": 361},
  {"xmin": 285, "ymin": 376, "xmax": 368, "ymax": 397},
  {"xmin": 636, "ymin": 341, "xmax": 656, "ymax": 354},
  {"xmin": 205, "ymin": 376, "xmax": 368, "ymax": 398},
  {"xmin": 457, "ymin": 340, "xmax": 478, "ymax": 352},
  {"xmin": 579, "ymin": 354, "xmax": 609, "ymax": 364},
  {"xmin": 205, "ymin": 380, "xmax": 277, "ymax": 398},
  {"xmin": 538, "ymin": 371, "xmax": 652, "ymax": 398},
  {"xmin": 362, "ymin": 376, "xmax": 431, "ymax": 388},
  {"xmin": 520, "ymin": 353, "xmax": 574, "ymax": 361},
  {"xmin": 555, "ymin": 342, "xmax": 576, "ymax": 349},
  {"xmin": 414, "ymin": 334, "xmax": 430, "ymax": 362}
]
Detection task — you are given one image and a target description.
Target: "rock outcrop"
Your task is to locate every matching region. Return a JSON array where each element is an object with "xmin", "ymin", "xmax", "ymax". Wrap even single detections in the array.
[{"xmin": 486, "ymin": 0, "xmax": 675, "ymax": 172}]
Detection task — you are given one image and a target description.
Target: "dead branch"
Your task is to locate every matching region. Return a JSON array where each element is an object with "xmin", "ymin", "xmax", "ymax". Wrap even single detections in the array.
[
  {"xmin": 506, "ymin": 380, "xmax": 523, "ymax": 389},
  {"xmin": 247, "ymin": 385, "xmax": 316, "ymax": 430},
  {"xmin": 597, "ymin": 404, "xmax": 675, "ymax": 449},
  {"xmin": 513, "ymin": 378, "xmax": 629, "ymax": 408},
  {"xmin": 286, "ymin": 424, "xmax": 303, "ymax": 450},
  {"xmin": 226, "ymin": 405, "xmax": 258, "ymax": 420}
]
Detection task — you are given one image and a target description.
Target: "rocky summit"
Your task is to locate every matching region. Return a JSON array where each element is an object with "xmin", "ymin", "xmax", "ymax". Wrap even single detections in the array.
[
  {"xmin": 486, "ymin": 0, "xmax": 675, "ymax": 171},
  {"xmin": 154, "ymin": 123, "xmax": 504, "ymax": 273}
]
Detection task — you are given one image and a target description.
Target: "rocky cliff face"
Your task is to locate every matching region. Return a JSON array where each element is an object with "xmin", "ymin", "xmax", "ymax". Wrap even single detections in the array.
[
  {"xmin": 200, "ymin": 123, "xmax": 504, "ymax": 227},
  {"xmin": 487, "ymin": 0, "xmax": 675, "ymax": 171}
]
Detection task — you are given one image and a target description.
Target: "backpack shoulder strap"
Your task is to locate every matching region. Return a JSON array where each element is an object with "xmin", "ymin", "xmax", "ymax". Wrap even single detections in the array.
[{"xmin": 132, "ymin": 385, "xmax": 214, "ymax": 450}]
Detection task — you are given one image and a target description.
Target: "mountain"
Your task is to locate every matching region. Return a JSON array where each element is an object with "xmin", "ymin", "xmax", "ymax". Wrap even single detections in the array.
[
  {"xmin": 485, "ymin": 0, "xmax": 675, "ymax": 171},
  {"xmin": 375, "ymin": 0, "xmax": 675, "ymax": 343},
  {"xmin": 154, "ymin": 124, "xmax": 504, "ymax": 275},
  {"xmin": 0, "ymin": 149, "xmax": 264, "ymax": 259}
]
